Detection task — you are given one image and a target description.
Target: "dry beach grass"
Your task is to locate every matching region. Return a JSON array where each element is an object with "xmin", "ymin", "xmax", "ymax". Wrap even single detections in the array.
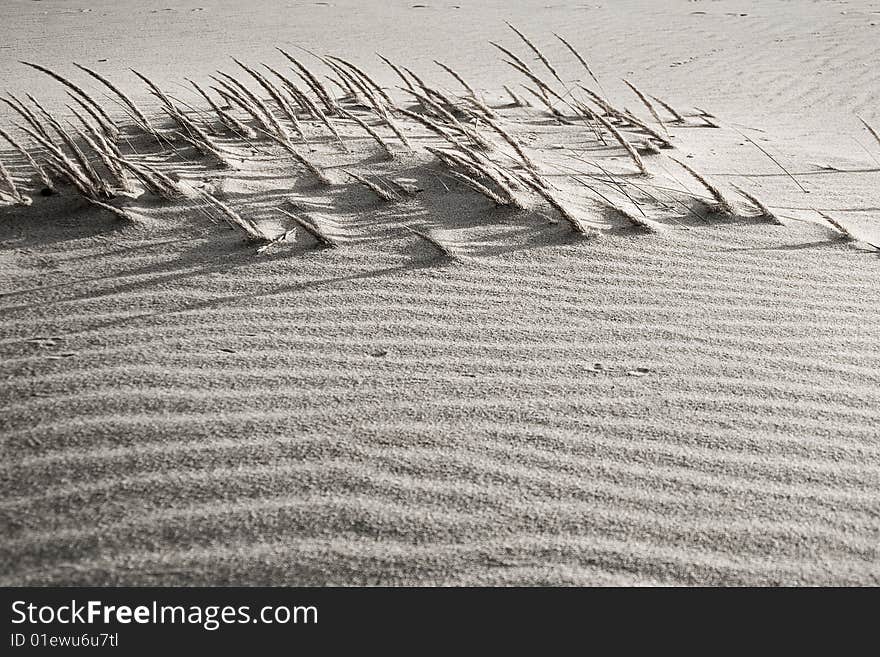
[{"xmin": 0, "ymin": 0, "xmax": 879, "ymax": 586}]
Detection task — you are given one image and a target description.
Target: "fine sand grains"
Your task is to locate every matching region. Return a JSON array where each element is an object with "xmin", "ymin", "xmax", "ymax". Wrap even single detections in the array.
[{"xmin": 1, "ymin": 0, "xmax": 879, "ymax": 587}]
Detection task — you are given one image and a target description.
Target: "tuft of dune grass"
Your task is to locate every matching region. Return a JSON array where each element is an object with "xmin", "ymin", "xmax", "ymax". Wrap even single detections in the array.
[
  {"xmin": 671, "ymin": 156, "xmax": 734, "ymax": 214},
  {"xmin": 277, "ymin": 206, "xmax": 337, "ymax": 247},
  {"xmin": 21, "ymin": 61, "xmax": 118, "ymax": 138},
  {"xmin": 403, "ymin": 224, "xmax": 457, "ymax": 260}
]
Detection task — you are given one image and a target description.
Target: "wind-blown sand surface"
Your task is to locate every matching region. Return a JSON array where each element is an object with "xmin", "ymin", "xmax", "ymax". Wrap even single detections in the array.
[{"xmin": 1, "ymin": 0, "xmax": 879, "ymax": 585}]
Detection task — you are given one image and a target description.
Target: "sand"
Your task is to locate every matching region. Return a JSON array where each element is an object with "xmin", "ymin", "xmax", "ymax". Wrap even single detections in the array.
[{"xmin": 1, "ymin": 0, "xmax": 878, "ymax": 586}]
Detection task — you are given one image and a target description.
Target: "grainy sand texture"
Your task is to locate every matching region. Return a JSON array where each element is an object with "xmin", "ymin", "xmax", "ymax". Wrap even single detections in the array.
[{"xmin": 1, "ymin": 0, "xmax": 879, "ymax": 586}]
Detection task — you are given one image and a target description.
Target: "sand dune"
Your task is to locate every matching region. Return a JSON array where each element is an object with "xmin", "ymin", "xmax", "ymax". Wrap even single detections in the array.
[{"xmin": 1, "ymin": 0, "xmax": 879, "ymax": 585}]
